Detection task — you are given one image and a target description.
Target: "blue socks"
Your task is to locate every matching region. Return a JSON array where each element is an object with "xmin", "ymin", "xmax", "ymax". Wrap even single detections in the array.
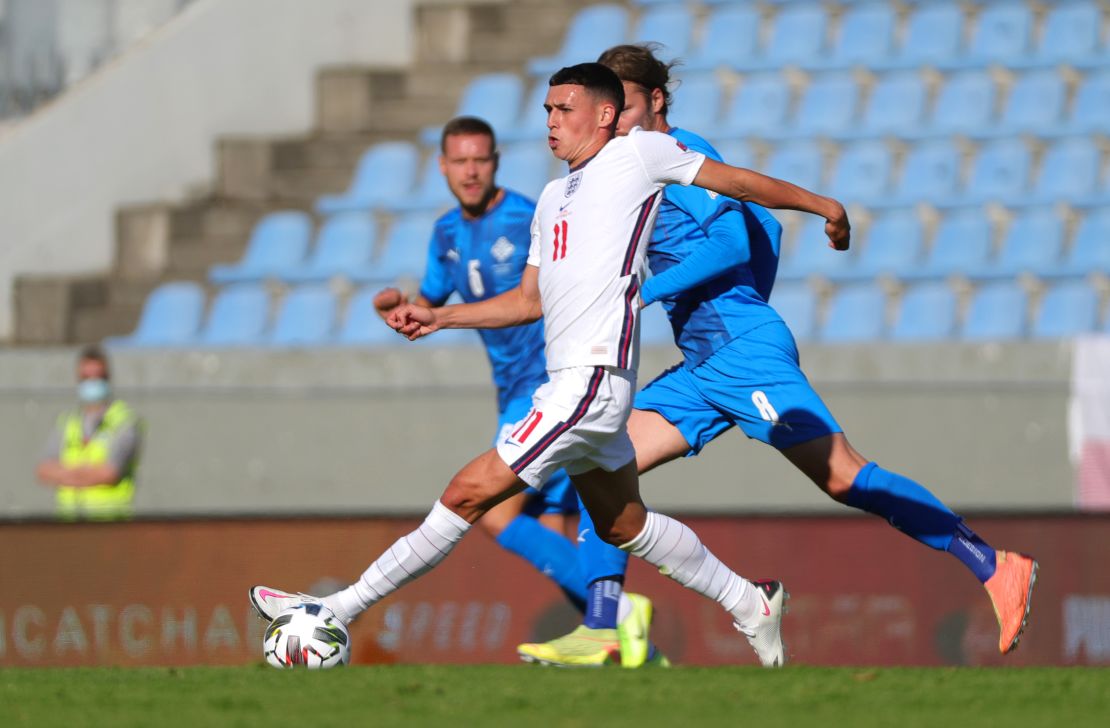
[
  {"xmin": 845, "ymin": 462, "xmax": 997, "ymax": 583},
  {"xmin": 947, "ymin": 521, "xmax": 998, "ymax": 583},
  {"xmin": 495, "ymin": 515, "xmax": 586, "ymax": 611},
  {"xmin": 584, "ymin": 578, "xmax": 622, "ymax": 629},
  {"xmin": 575, "ymin": 500, "xmax": 630, "ymax": 629}
]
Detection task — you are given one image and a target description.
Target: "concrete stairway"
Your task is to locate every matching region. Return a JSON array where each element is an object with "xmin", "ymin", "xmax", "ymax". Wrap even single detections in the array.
[{"xmin": 13, "ymin": 0, "xmax": 601, "ymax": 345}]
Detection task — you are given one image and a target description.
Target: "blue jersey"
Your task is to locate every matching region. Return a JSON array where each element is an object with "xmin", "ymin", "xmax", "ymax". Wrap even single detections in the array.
[
  {"xmin": 420, "ymin": 189, "xmax": 548, "ymax": 412},
  {"xmin": 639, "ymin": 128, "xmax": 785, "ymax": 368}
]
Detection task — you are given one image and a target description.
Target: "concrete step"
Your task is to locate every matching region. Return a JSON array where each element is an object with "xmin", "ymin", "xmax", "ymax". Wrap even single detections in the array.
[
  {"xmin": 72, "ymin": 303, "xmax": 142, "ymax": 343},
  {"xmin": 166, "ymin": 237, "xmax": 251, "ymax": 277},
  {"xmin": 168, "ymin": 201, "xmax": 293, "ymax": 241}
]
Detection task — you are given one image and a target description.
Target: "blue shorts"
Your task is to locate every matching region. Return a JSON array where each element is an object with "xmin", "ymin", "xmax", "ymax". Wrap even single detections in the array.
[
  {"xmin": 497, "ymin": 394, "xmax": 579, "ymax": 515},
  {"xmin": 634, "ymin": 321, "xmax": 841, "ymax": 455}
]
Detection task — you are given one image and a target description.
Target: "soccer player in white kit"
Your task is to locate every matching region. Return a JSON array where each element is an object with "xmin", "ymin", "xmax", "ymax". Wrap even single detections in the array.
[{"xmin": 250, "ymin": 63, "xmax": 851, "ymax": 667}]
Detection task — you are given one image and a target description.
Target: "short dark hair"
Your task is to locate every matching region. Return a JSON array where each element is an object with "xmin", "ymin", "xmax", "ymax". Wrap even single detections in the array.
[
  {"xmin": 78, "ymin": 344, "xmax": 110, "ymax": 376},
  {"xmin": 598, "ymin": 43, "xmax": 677, "ymax": 112},
  {"xmin": 548, "ymin": 62, "xmax": 625, "ymax": 113},
  {"xmin": 440, "ymin": 116, "xmax": 496, "ymax": 154}
]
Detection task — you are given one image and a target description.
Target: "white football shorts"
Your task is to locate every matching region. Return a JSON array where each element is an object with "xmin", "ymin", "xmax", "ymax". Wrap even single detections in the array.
[{"xmin": 496, "ymin": 366, "xmax": 637, "ymax": 488}]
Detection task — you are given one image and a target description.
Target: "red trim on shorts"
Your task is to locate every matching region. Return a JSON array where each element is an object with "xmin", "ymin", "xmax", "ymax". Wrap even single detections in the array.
[{"xmin": 509, "ymin": 367, "xmax": 606, "ymax": 475}]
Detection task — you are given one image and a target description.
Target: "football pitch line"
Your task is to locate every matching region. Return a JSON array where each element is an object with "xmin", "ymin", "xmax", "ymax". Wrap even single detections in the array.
[{"xmin": 1, "ymin": 665, "xmax": 1107, "ymax": 727}]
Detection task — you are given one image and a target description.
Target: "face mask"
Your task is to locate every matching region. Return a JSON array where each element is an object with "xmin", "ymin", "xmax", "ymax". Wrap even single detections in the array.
[{"xmin": 77, "ymin": 378, "xmax": 111, "ymax": 404}]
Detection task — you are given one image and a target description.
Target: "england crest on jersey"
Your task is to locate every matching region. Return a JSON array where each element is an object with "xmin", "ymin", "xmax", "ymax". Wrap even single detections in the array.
[
  {"xmin": 491, "ymin": 236, "xmax": 515, "ymax": 262},
  {"xmin": 565, "ymin": 171, "xmax": 582, "ymax": 197}
]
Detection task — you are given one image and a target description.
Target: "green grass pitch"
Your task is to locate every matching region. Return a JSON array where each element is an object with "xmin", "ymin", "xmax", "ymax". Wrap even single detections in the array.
[{"xmin": 1, "ymin": 665, "xmax": 1107, "ymax": 727}]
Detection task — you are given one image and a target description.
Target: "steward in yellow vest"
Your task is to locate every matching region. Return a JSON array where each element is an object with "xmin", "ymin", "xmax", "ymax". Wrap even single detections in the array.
[{"xmin": 36, "ymin": 346, "xmax": 142, "ymax": 521}]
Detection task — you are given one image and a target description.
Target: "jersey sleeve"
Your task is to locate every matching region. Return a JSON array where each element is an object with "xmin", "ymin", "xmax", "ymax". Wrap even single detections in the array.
[
  {"xmin": 641, "ymin": 191, "xmax": 753, "ymax": 306},
  {"xmin": 418, "ymin": 224, "xmax": 455, "ymax": 306},
  {"xmin": 629, "ymin": 129, "xmax": 706, "ymax": 187},
  {"xmin": 105, "ymin": 420, "xmax": 141, "ymax": 473},
  {"xmin": 526, "ymin": 209, "xmax": 542, "ymax": 268}
]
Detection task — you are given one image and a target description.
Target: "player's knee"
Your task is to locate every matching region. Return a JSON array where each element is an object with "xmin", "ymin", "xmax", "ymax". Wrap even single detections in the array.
[
  {"xmin": 441, "ymin": 475, "xmax": 490, "ymax": 522},
  {"xmin": 597, "ymin": 514, "xmax": 642, "ymax": 548}
]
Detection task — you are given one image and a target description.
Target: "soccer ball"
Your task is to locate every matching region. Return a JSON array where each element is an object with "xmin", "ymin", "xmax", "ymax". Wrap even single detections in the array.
[{"xmin": 263, "ymin": 603, "xmax": 351, "ymax": 669}]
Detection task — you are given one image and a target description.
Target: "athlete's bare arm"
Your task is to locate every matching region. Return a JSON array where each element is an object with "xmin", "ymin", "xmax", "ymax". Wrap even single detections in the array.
[
  {"xmin": 372, "ymin": 288, "xmax": 434, "ymax": 322},
  {"xmin": 693, "ymin": 159, "xmax": 851, "ymax": 250},
  {"xmin": 388, "ymin": 264, "xmax": 542, "ymax": 339}
]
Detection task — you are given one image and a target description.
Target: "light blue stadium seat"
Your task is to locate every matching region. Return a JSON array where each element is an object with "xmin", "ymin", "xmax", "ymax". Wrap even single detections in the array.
[
  {"xmin": 420, "ymin": 73, "xmax": 525, "ymax": 146},
  {"xmin": 286, "ymin": 212, "xmax": 377, "ymax": 283},
  {"xmin": 890, "ymin": 281, "xmax": 957, "ymax": 342},
  {"xmin": 927, "ymin": 71, "xmax": 996, "ymax": 134},
  {"xmin": 715, "ymin": 73, "xmax": 792, "ymax": 137},
  {"xmin": 780, "ymin": 214, "xmax": 855, "ymax": 279},
  {"xmin": 684, "ymin": 5, "xmax": 761, "ymax": 71},
  {"xmin": 848, "ymin": 208, "xmax": 924, "ymax": 280},
  {"xmin": 765, "ymin": 141, "xmax": 824, "ymax": 196},
  {"xmin": 960, "ymin": 281, "xmax": 1028, "ymax": 340},
  {"xmin": 209, "ymin": 211, "xmax": 313, "ymax": 284},
  {"xmin": 857, "ymin": 72, "xmax": 928, "ymax": 136},
  {"xmin": 762, "ymin": 3, "xmax": 828, "ymax": 68},
  {"xmin": 316, "ymin": 142, "xmax": 420, "ymax": 215},
  {"xmin": 974, "ymin": 207, "xmax": 1064, "ymax": 279},
  {"xmin": 500, "ymin": 80, "xmax": 553, "ymax": 144},
  {"xmin": 820, "ymin": 283, "xmax": 886, "ymax": 343},
  {"xmin": 336, "ymin": 287, "xmax": 400, "ymax": 347},
  {"xmin": 1027, "ymin": 1, "xmax": 1103, "ymax": 67},
  {"xmin": 887, "ymin": 140, "xmax": 961, "ymax": 206},
  {"xmin": 631, "ymin": 4, "xmax": 694, "ymax": 61},
  {"xmin": 893, "ymin": 3, "xmax": 965, "ymax": 66},
  {"xmin": 709, "ymin": 139, "xmax": 757, "ymax": 169},
  {"xmin": 667, "ymin": 73, "xmax": 724, "ymax": 133},
  {"xmin": 828, "ymin": 2, "xmax": 896, "ymax": 67},
  {"xmin": 1032, "ymin": 280, "xmax": 1100, "ymax": 339},
  {"xmin": 499, "ymin": 143, "xmax": 551, "ymax": 201},
  {"xmin": 769, "ymin": 281, "xmax": 817, "ymax": 341},
  {"xmin": 198, "ymin": 283, "xmax": 271, "ymax": 346},
  {"xmin": 1030, "ymin": 138, "xmax": 1101, "ymax": 204},
  {"xmin": 787, "ymin": 72, "xmax": 859, "ymax": 137},
  {"xmin": 1061, "ymin": 71, "xmax": 1110, "ymax": 134},
  {"xmin": 827, "ymin": 141, "xmax": 892, "ymax": 204},
  {"xmin": 996, "ymin": 70, "xmax": 1066, "ymax": 134},
  {"xmin": 1053, "ymin": 208, "xmax": 1110, "ymax": 277},
  {"xmin": 268, "ymin": 285, "xmax": 338, "ymax": 347},
  {"xmin": 353, "ymin": 212, "xmax": 439, "ymax": 284},
  {"xmin": 121, "ymin": 282, "xmax": 206, "ymax": 346},
  {"xmin": 911, "ymin": 208, "xmax": 993, "ymax": 278},
  {"xmin": 391, "ymin": 155, "xmax": 454, "ymax": 213},
  {"xmin": 528, "ymin": 5, "xmax": 628, "ymax": 76},
  {"xmin": 964, "ymin": 2, "xmax": 1033, "ymax": 64},
  {"xmin": 640, "ymin": 302, "xmax": 674, "ymax": 346},
  {"xmin": 963, "ymin": 138, "xmax": 1030, "ymax": 204}
]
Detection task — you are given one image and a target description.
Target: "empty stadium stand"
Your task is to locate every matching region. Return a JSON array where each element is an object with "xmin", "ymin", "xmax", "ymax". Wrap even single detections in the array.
[{"xmin": 17, "ymin": 0, "xmax": 1110, "ymax": 348}]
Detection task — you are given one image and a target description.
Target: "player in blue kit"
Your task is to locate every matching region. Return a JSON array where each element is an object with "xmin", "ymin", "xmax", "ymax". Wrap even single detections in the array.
[
  {"xmin": 519, "ymin": 45, "xmax": 1038, "ymax": 666},
  {"xmin": 371, "ymin": 116, "xmax": 659, "ymax": 660}
]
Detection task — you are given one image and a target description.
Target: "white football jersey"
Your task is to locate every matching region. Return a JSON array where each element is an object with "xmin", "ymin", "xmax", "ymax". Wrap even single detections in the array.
[{"xmin": 528, "ymin": 127, "xmax": 706, "ymax": 371}]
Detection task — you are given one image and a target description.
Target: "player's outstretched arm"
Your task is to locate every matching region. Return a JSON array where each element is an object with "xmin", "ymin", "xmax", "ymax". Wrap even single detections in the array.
[
  {"xmin": 693, "ymin": 159, "xmax": 851, "ymax": 250},
  {"xmin": 372, "ymin": 287, "xmax": 434, "ymax": 322},
  {"xmin": 387, "ymin": 265, "xmax": 542, "ymax": 340}
]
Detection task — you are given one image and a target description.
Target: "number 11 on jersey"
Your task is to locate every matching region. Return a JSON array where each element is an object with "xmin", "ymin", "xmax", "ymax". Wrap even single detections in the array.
[{"xmin": 552, "ymin": 220, "xmax": 569, "ymax": 261}]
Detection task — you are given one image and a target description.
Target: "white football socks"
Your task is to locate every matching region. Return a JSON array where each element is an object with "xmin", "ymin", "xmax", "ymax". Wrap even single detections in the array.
[
  {"xmin": 324, "ymin": 501, "xmax": 470, "ymax": 623},
  {"xmin": 621, "ymin": 511, "xmax": 760, "ymax": 626}
]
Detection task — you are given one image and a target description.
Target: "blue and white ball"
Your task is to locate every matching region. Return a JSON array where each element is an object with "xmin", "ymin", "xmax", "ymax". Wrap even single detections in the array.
[{"xmin": 263, "ymin": 603, "xmax": 351, "ymax": 669}]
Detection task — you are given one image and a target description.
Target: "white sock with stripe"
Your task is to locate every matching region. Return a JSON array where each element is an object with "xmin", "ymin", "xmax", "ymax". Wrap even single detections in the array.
[
  {"xmin": 621, "ymin": 511, "xmax": 759, "ymax": 625},
  {"xmin": 323, "ymin": 501, "xmax": 470, "ymax": 623}
]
